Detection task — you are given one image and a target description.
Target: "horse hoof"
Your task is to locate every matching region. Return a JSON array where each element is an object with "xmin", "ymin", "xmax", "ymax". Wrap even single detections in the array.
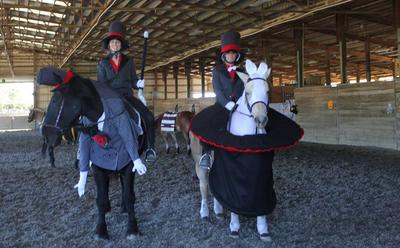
[
  {"xmin": 95, "ymin": 223, "xmax": 109, "ymax": 240},
  {"xmin": 260, "ymin": 233, "xmax": 272, "ymax": 242},
  {"xmin": 215, "ymin": 213, "xmax": 224, "ymax": 220},
  {"xmin": 126, "ymin": 234, "xmax": 138, "ymax": 240},
  {"xmin": 201, "ymin": 215, "xmax": 209, "ymax": 220},
  {"xmin": 229, "ymin": 231, "xmax": 239, "ymax": 239}
]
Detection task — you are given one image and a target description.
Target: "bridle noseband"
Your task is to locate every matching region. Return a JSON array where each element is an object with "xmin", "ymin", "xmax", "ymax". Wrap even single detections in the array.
[{"xmin": 244, "ymin": 77, "xmax": 269, "ymax": 115}]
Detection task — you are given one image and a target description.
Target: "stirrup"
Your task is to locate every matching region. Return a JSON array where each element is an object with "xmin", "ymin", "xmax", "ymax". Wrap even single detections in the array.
[
  {"xmin": 199, "ymin": 153, "xmax": 211, "ymax": 170},
  {"xmin": 145, "ymin": 148, "xmax": 156, "ymax": 163}
]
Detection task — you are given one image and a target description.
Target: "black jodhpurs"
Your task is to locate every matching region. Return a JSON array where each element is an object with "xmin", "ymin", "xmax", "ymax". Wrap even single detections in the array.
[
  {"xmin": 125, "ymin": 96, "xmax": 155, "ymax": 150},
  {"xmin": 92, "ymin": 162, "xmax": 136, "ymax": 215}
]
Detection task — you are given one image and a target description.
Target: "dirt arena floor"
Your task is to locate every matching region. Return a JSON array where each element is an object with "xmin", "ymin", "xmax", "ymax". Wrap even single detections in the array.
[{"xmin": 0, "ymin": 130, "xmax": 399, "ymax": 248}]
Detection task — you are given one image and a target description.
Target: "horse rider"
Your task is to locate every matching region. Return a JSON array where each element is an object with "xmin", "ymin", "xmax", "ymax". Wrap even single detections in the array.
[
  {"xmin": 199, "ymin": 30, "xmax": 245, "ymax": 169},
  {"xmin": 97, "ymin": 20, "xmax": 157, "ymax": 163}
]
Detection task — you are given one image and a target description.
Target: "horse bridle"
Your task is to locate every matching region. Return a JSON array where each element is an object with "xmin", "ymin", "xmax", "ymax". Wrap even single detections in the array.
[
  {"xmin": 42, "ymin": 98, "xmax": 65, "ymax": 131},
  {"xmin": 238, "ymin": 77, "xmax": 269, "ymax": 117},
  {"xmin": 228, "ymin": 77, "xmax": 269, "ymax": 134}
]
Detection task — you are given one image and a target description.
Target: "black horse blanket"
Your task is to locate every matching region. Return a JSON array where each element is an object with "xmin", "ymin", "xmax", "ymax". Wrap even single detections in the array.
[{"xmin": 190, "ymin": 104, "xmax": 303, "ymax": 216}]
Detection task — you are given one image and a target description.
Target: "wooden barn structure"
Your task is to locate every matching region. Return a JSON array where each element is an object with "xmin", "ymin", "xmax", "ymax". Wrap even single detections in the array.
[{"xmin": 1, "ymin": 0, "xmax": 400, "ymax": 149}]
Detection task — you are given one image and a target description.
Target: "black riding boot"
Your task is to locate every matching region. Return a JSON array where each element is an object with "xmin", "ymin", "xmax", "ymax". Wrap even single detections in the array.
[{"xmin": 199, "ymin": 144, "xmax": 212, "ymax": 170}]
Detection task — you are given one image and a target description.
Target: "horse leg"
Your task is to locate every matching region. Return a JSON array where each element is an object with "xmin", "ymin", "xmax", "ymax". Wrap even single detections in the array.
[
  {"xmin": 229, "ymin": 212, "xmax": 240, "ymax": 238},
  {"xmin": 41, "ymin": 140, "xmax": 47, "ymax": 158},
  {"xmin": 48, "ymin": 146, "xmax": 55, "ymax": 167},
  {"xmin": 257, "ymin": 215, "xmax": 271, "ymax": 242},
  {"xmin": 191, "ymin": 133, "xmax": 209, "ymax": 218},
  {"xmin": 182, "ymin": 131, "xmax": 191, "ymax": 155},
  {"xmin": 119, "ymin": 174, "xmax": 127, "ymax": 213},
  {"xmin": 213, "ymin": 198, "xmax": 224, "ymax": 219},
  {"xmin": 121, "ymin": 162, "xmax": 139, "ymax": 239},
  {"xmin": 171, "ymin": 133, "xmax": 179, "ymax": 154},
  {"xmin": 92, "ymin": 165, "xmax": 110, "ymax": 240},
  {"xmin": 161, "ymin": 132, "xmax": 169, "ymax": 154}
]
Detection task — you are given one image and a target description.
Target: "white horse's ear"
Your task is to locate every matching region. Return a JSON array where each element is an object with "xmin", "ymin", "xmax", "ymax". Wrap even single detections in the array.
[
  {"xmin": 245, "ymin": 59, "xmax": 258, "ymax": 76},
  {"xmin": 257, "ymin": 62, "xmax": 271, "ymax": 79},
  {"xmin": 236, "ymin": 71, "xmax": 249, "ymax": 84}
]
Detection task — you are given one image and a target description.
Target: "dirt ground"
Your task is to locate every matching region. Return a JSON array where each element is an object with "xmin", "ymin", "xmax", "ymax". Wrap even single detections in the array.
[{"xmin": 0, "ymin": 130, "xmax": 399, "ymax": 248}]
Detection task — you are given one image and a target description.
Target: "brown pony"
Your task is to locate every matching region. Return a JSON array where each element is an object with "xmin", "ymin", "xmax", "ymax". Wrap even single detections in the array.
[
  {"xmin": 28, "ymin": 108, "xmax": 46, "ymax": 124},
  {"xmin": 154, "ymin": 104, "xmax": 195, "ymax": 154}
]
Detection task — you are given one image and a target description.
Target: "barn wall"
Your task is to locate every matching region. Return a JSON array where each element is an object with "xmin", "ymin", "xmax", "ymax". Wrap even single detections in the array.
[{"xmin": 296, "ymin": 81, "xmax": 398, "ymax": 150}]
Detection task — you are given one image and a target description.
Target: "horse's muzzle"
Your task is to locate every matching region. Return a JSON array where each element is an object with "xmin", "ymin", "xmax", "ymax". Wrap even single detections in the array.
[{"xmin": 255, "ymin": 115, "xmax": 268, "ymax": 128}]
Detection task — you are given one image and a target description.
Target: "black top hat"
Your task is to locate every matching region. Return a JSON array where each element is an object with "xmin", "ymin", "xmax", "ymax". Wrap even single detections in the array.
[
  {"xmin": 221, "ymin": 31, "xmax": 241, "ymax": 53},
  {"xmin": 102, "ymin": 21, "xmax": 129, "ymax": 50}
]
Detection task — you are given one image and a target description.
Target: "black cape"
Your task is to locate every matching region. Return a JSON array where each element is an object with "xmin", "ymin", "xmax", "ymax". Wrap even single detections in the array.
[{"xmin": 190, "ymin": 104, "xmax": 303, "ymax": 216}]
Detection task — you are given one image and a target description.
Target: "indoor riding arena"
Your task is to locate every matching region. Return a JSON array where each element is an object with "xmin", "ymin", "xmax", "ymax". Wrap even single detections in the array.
[{"xmin": 1, "ymin": 1, "xmax": 400, "ymax": 247}]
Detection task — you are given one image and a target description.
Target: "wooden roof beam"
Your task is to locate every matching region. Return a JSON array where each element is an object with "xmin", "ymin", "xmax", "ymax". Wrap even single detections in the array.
[
  {"xmin": 145, "ymin": 0, "xmax": 353, "ymax": 71},
  {"xmin": 60, "ymin": 0, "xmax": 117, "ymax": 68}
]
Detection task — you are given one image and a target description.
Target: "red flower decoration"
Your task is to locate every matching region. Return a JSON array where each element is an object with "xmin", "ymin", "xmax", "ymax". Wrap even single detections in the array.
[{"xmin": 92, "ymin": 134, "xmax": 109, "ymax": 147}]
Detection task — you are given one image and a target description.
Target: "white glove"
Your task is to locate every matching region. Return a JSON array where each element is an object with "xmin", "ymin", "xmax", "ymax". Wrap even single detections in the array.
[
  {"xmin": 74, "ymin": 171, "xmax": 88, "ymax": 197},
  {"xmin": 138, "ymin": 90, "xmax": 147, "ymax": 106},
  {"xmin": 136, "ymin": 79, "xmax": 145, "ymax": 89},
  {"xmin": 225, "ymin": 101, "xmax": 235, "ymax": 111},
  {"xmin": 133, "ymin": 158, "xmax": 147, "ymax": 175}
]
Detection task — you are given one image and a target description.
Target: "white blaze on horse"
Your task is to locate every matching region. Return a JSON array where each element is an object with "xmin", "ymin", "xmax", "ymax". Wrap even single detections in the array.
[
  {"xmin": 190, "ymin": 59, "xmax": 303, "ymax": 242},
  {"xmin": 155, "ymin": 104, "xmax": 195, "ymax": 154}
]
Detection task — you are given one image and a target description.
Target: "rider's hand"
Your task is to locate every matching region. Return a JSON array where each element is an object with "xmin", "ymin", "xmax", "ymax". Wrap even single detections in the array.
[
  {"xmin": 136, "ymin": 79, "xmax": 145, "ymax": 89},
  {"xmin": 74, "ymin": 171, "xmax": 88, "ymax": 197},
  {"xmin": 133, "ymin": 159, "xmax": 147, "ymax": 175},
  {"xmin": 225, "ymin": 101, "xmax": 235, "ymax": 111}
]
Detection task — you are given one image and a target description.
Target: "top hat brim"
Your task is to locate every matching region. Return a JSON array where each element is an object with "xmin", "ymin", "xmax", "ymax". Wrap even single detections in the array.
[{"xmin": 102, "ymin": 35, "xmax": 129, "ymax": 50}]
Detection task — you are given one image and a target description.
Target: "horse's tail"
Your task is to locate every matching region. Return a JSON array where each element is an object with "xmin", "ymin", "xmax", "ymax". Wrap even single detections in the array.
[{"xmin": 154, "ymin": 113, "xmax": 164, "ymax": 130}]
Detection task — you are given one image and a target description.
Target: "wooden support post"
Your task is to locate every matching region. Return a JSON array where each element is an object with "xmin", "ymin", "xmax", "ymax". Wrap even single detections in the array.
[
  {"xmin": 173, "ymin": 63, "xmax": 179, "ymax": 99},
  {"xmin": 325, "ymin": 50, "xmax": 331, "ymax": 86},
  {"xmin": 356, "ymin": 64, "xmax": 360, "ymax": 83},
  {"xmin": 185, "ymin": 60, "xmax": 191, "ymax": 98},
  {"xmin": 336, "ymin": 14, "xmax": 347, "ymax": 84},
  {"xmin": 294, "ymin": 24, "xmax": 304, "ymax": 87},
  {"xmin": 395, "ymin": 0, "xmax": 400, "ymax": 79},
  {"xmin": 199, "ymin": 59, "xmax": 205, "ymax": 98},
  {"xmin": 163, "ymin": 69, "xmax": 167, "ymax": 100},
  {"xmin": 365, "ymin": 37, "xmax": 371, "ymax": 82},
  {"xmin": 153, "ymin": 71, "xmax": 158, "ymax": 98}
]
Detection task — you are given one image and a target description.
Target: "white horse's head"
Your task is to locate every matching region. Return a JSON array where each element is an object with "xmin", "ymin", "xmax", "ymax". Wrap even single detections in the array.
[{"xmin": 237, "ymin": 59, "xmax": 271, "ymax": 128}]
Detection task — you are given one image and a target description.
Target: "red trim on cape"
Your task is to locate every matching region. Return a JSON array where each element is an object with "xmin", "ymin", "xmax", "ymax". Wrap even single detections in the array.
[
  {"xmin": 221, "ymin": 44, "xmax": 241, "ymax": 53},
  {"xmin": 189, "ymin": 120, "xmax": 304, "ymax": 153}
]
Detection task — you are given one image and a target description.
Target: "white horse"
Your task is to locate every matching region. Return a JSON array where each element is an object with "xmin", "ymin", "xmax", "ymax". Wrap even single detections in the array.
[{"xmin": 190, "ymin": 59, "xmax": 272, "ymax": 242}]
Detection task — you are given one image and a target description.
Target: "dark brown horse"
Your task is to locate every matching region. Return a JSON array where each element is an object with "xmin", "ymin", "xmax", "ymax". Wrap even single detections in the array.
[
  {"xmin": 154, "ymin": 104, "xmax": 195, "ymax": 154},
  {"xmin": 28, "ymin": 108, "xmax": 78, "ymax": 166}
]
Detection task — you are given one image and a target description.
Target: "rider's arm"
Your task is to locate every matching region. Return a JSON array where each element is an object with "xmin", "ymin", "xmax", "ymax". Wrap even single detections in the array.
[
  {"xmin": 129, "ymin": 58, "xmax": 139, "ymax": 90},
  {"xmin": 96, "ymin": 60, "xmax": 107, "ymax": 83},
  {"xmin": 212, "ymin": 69, "xmax": 230, "ymax": 107}
]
